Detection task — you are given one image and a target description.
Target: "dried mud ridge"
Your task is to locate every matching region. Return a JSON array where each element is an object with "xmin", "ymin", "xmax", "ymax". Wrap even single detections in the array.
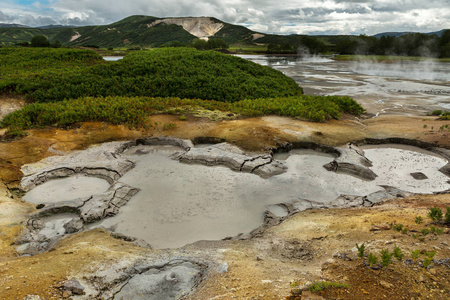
[
  {"xmin": 15, "ymin": 136, "xmax": 450, "ymax": 257},
  {"xmin": 95, "ymin": 258, "xmax": 209, "ymax": 300}
]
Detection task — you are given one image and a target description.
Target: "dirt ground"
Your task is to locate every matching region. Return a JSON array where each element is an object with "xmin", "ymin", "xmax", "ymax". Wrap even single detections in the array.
[{"xmin": 0, "ymin": 113, "xmax": 449, "ymax": 300}]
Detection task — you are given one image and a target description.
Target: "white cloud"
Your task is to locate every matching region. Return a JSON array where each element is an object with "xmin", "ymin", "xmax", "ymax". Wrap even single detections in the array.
[{"xmin": 0, "ymin": 0, "xmax": 449, "ymax": 35}]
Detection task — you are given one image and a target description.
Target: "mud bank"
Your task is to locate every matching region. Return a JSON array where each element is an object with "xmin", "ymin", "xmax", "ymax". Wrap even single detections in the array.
[{"xmin": 15, "ymin": 136, "xmax": 450, "ymax": 255}]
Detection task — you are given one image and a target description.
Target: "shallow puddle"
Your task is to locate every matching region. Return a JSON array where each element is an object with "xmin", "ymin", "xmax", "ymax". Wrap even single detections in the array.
[{"xmin": 23, "ymin": 175, "xmax": 111, "ymax": 204}]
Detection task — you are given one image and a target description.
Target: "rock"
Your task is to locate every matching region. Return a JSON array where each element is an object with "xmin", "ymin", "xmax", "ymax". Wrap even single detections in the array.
[
  {"xmin": 62, "ymin": 290, "xmax": 72, "ymax": 298},
  {"xmin": 217, "ymin": 263, "xmax": 229, "ymax": 273},
  {"xmin": 63, "ymin": 218, "xmax": 84, "ymax": 234},
  {"xmin": 380, "ymin": 280, "xmax": 394, "ymax": 289},
  {"xmin": 323, "ymin": 146, "xmax": 377, "ymax": 181},
  {"xmin": 410, "ymin": 172, "xmax": 428, "ymax": 180},
  {"xmin": 301, "ymin": 291, "xmax": 326, "ymax": 300},
  {"xmin": 63, "ymin": 279, "xmax": 85, "ymax": 295},
  {"xmin": 429, "ymin": 268, "xmax": 437, "ymax": 275},
  {"xmin": 23, "ymin": 296, "xmax": 42, "ymax": 300},
  {"xmin": 370, "ymin": 223, "xmax": 391, "ymax": 231}
]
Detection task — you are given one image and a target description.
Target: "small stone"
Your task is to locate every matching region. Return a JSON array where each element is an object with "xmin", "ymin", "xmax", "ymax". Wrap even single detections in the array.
[
  {"xmin": 256, "ymin": 256, "xmax": 263, "ymax": 261},
  {"xmin": 62, "ymin": 290, "xmax": 72, "ymax": 298},
  {"xmin": 429, "ymin": 268, "xmax": 437, "ymax": 275},
  {"xmin": 380, "ymin": 280, "xmax": 394, "ymax": 289},
  {"xmin": 63, "ymin": 279, "xmax": 85, "ymax": 295},
  {"xmin": 23, "ymin": 296, "xmax": 42, "ymax": 300},
  {"xmin": 370, "ymin": 223, "xmax": 390, "ymax": 231}
]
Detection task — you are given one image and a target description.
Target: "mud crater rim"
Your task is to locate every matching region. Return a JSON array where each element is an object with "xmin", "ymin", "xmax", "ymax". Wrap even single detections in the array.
[{"xmin": 16, "ymin": 137, "xmax": 450, "ymax": 254}]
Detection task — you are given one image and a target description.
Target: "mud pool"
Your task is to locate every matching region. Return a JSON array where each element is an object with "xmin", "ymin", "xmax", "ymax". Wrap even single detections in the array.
[
  {"xmin": 238, "ymin": 55, "xmax": 450, "ymax": 115},
  {"xmin": 22, "ymin": 142, "xmax": 450, "ymax": 250}
]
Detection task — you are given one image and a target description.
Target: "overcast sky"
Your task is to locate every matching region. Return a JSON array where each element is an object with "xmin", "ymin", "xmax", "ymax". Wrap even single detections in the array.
[{"xmin": 1, "ymin": 0, "xmax": 449, "ymax": 35}]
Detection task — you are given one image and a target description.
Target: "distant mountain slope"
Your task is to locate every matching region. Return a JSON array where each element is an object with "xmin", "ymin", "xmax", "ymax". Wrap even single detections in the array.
[
  {"xmin": 373, "ymin": 29, "xmax": 446, "ymax": 38},
  {"xmin": 0, "ymin": 15, "xmax": 259, "ymax": 47},
  {"xmin": 0, "ymin": 23, "xmax": 28, "ymax": 28}
]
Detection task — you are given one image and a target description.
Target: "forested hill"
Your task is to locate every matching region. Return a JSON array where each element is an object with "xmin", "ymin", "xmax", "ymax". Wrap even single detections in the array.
[
  {"xmin": 0, "ymin": 15, "xmax": 259, "ymax": 48},
  {"xmin": 0, "ymin": 15, "xmax": 449, "ymax": 58}
]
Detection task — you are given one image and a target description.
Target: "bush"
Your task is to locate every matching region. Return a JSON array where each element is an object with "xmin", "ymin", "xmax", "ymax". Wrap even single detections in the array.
[
  {"xmin": 31, "ymin": 35, "xmax": 50, "ymax": 47},
  {"xmin": 1, "ymin": 47, "xmax": 303, "ymax": 103},
  {"xmin": 428, "ymin": 207, "xmax": 443, "ymax": 223}
]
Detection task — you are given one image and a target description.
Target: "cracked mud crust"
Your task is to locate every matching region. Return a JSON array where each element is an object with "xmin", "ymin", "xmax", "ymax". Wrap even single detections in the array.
[{"xmin": 0, "ymin": 114, "xmax": 450, "ymax": 299}]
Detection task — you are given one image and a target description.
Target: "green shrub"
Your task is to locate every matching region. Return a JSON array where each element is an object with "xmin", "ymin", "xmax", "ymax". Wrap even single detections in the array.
[
  {"xmin": 356, "ymin": 243, "xmax": 365, "ymax": 261},
  {"xmin": 368, "ymin": 253, "xmax": 378, "ymax": 268},
  {"xmin": 1, "ymin": 95, "xmax": 366, "ymax": 131},
  {"xmin": 380, "ymin": 249, "xmax": 393, "ymax": 268},
  {"xmin": 1, "ymin": 47, "xmax": 304, "ymax": 103},
  {"xmin": 415, "ymin": 216, "xmax": 424, "ymax": 224},
  {"xmin": 427, "ymin": 207, "xmax": 443, "ymax": 223},
  {"xmin": 393, "ymin": 245, "xmax": 404, "ymax": 261}
]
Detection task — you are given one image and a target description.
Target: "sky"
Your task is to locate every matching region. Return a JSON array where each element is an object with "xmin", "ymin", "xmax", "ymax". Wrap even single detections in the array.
[{"xmin": 1, "ymin": 0, "xmax": 449, "ymax": 35}]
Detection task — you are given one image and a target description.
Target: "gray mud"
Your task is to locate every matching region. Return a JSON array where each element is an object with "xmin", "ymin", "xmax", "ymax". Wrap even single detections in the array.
[
  {"xmin": 95, "ymin": 145, "xmax": 449, "ymax": 249},
  {"xmin": 23, "ymin": 175, "xmax": 110, "ymax": 204},
  {"xmin": 19, "ymin": 139, "xmax": 450, "ymax": 252}
]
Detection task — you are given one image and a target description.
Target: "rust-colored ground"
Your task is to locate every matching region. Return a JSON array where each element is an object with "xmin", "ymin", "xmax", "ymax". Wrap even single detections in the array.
[{"xmin": 0, "ymin": 113, "xmax": 449, "ymax": 300}]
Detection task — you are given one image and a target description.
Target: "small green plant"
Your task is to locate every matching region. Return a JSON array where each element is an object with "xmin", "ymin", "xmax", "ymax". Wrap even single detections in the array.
[
  {"xmin": 423, "ymin": 258, "xmax": 432, "ymax": 268},
  {"xmin": 356, "ymin": 243, "xmax": 365, "ymax": 262},
  {"xmin": 393, "ymin": 224, "xmax": 404, "ymax": 232},
  {"xmin": 179, "ymin": 115, "xmax": 187, "ymax": 121},
  {"xmin": 412, "ymin": 233, "xmax": 418, "ymax": 239},
  {"xmin": 415, "ymin": 216, "xmax": 424, "ymax": 224},
  {"xmin": 421, "ymin": 228, "xmax": 430, "ymax": 236},
  {"xmin": 401, "ymin": 228, "xmax": 409, "ymax": 234},
  {"xmin": 411, "ymin": 250, "xmax": 421, "ymax": 265},
  {"xmin": 368, "ymin": 253, "xmax": 378, "ymax": 268},
  {"xmin": 307, "ymin": 281, "xmax": 351, "ymax": 292},
  {"xmin": 423, "ymin": 124, "xmax": 428, "ymax": 128},
  {"xmin": 380, "ymin": 249, "xmax": 393, "ymax": 268},
  {"xmin": 393, "ymin": 245, "xmax": 404, "ymax": 261},
  {"xmin": 425, "ymin": 251, "xmax": 436, "ymax": 259},
  {"xmin": 428, "ymin": 207, "xmax": 443, "ymax": 223},
  {"xmin": 290, "ymin": 281, "xmax": 302, "ymax": 296}
]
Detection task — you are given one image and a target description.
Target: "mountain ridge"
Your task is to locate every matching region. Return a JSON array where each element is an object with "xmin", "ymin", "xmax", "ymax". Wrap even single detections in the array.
[{"xmin": 0, "ymin": 15, "xmax": 448, "ymax": 50}]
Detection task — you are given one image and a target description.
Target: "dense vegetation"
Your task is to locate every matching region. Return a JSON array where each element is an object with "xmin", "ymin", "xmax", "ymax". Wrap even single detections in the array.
[
  {"xmin": 0, "ymin": 47, "xmax": 365, "ymax": 133},
  {"xmin": 1, "ymin": 47, "xmax": 302, "ymax": 103},
  {"xmin": 1, "ymin": 95, "xmax": 364, "ymax": 131}
]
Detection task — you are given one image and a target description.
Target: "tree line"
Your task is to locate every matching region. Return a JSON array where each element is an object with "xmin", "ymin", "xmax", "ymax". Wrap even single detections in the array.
[{"xmin": 336, "ymin": 31, "xmax": 450, "ymax": 58}]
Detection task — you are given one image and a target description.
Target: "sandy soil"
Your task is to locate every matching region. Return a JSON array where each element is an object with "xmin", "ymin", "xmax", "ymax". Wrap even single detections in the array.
[{"xmin": 0, "ymin": 113, "xmax": 449, "ymax": 299}]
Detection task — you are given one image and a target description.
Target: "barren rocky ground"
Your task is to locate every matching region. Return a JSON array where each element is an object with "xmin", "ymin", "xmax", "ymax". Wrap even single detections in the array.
[{"xmin": 0, "ymin": 112, "xmax": 449, "ymax": 299}]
